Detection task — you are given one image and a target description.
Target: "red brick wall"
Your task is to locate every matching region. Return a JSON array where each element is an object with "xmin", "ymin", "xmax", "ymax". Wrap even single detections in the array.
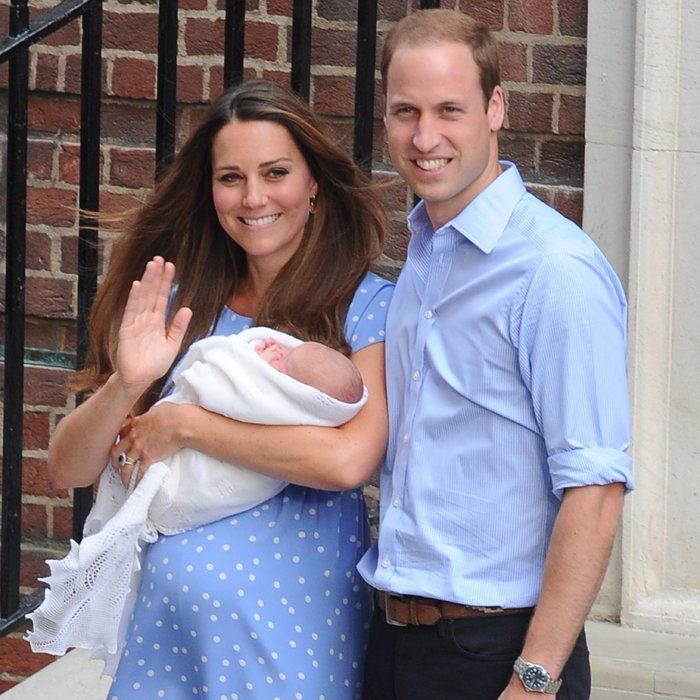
[{"xmin": 0, "ymin": 0, "xmax": 586, "ymax": 688}]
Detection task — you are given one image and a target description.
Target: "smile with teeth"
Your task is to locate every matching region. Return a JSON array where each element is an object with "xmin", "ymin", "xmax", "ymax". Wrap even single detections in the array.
[
  {"xmin": 415, "ymin": 158, "xmax": 450, "ymax": 171},
  {"xmin": 240, "ymin": 213, "xmax": 281, "ymax": 227}
]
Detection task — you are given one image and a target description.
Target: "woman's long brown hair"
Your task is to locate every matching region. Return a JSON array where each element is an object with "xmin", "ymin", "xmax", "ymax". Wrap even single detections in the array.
[{"xmin": 72, "ymin": 80, "xmax": 387, "ymax": 406}]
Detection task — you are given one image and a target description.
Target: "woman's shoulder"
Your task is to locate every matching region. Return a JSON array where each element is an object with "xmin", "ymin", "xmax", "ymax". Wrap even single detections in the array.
[
  {"xmin": 345, "ymin": 272, "xmax": 395, "ymax": 353},
  {"xmin": 351, "ymin": 271, "xmax": 395, "ymax": 303}
]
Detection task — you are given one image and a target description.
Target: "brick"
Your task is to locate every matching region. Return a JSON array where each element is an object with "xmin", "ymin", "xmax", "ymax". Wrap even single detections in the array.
[
  {"xmin": 27, "ymin": 187, "xmax": 77, "ymax": 227},
  {"xmin": 209, "ymin": 65, "xmax": 225, "ymax": 101},
  {"xmin": 60, "ymin": 234, "xmax": 106, "ymax": 278},
  {"xmin": 0, "ymin": 62, "xmax": 8, "ymax": 90},
  {"xmin": 509, "ymin": 0, "xmax": 554, "ymax": 34},
  {"xmin": 379, "ymin": 0, "xmax": 410, "ymax": 23},
  {"xmin": 109, "ymin": 147, "xmax": 156, "ymax": 189},
  {"xmin": 100, "ymin": 191, "xmax": 148, "ymax": 216},
  {"xmin": 54, "ymin": 506, "xmax": 73, "ymax": 539},
  {"xmin": 185, "ymin": 17, "xmax": 225, "ymax": 55},
  {"xmin": 41, "ymin": 18, "xmax": 81, "ymax": 47},
  {"xmin": 63, "ymin": 53, "xmax": 108, "ymax": 96},
  {"xmin": 553, "ymin": 187, "xmax": 584, "ymax": 226},
  {"xmin": 100, "ymin": 101, "xmax": 157, "ymax": 145},
  {"xmin": 26, "ymin": 277, "xmax": 75, "ymax": 319},
  {"xmin": 180, "ymin": 0, "xmax": 208, "ymax": 8},
  {"xmin": 313, "ymin": 75, "xmax": 355, "ymax": 117},
  {"xmin": 377, "ymin": 174, "xmax": 410, "ymax": 213},
  {"xmin": 527, "ymin": 183, "xmax": 554, "ymax": 205},
  {"xmin": 539, "ymin": 138, "xmax": 584, "ymax": 186},
  {"xmin": 318, "ymin": 0, "xmax": 357, "ymax": 22},
  {"xmin": 111, "ymin": 56, "xmax": 156, "ymax": 100},
  {"xmin": 28, "ymin": 95, "xmax": 81, "ymax": 134},
  {"xmin": 27, "ymin": 140, "xmax": 55, "ymax": 181},
  {"xmin": 246, "ymin": 22, "xmax": 280, "ymax": 62},
  {"xmin": 103, "ymin": 11, "xmax": 158, "ymax": 52},
  {"xmin": 558, "ymin": 93, "xmax": 585, "ymax": 135},
  {"xmin": 507, "ymin": 91, "xmax": 553, "ymax": 132},
  {"xmin": 24, "ymin": 366, "xmax": 74, "ymax": 408},
  {"xmin": 33, "ymin": 52, "xmax": 59, "ymax": 92},
  {"xmin": 20, "ymin": 550, "xmax": 52, "ymax": 589},
  {"xmin": 23, "ymin": 411, "xmax": 50, "ymax": 451},
  {"xmin": 267, "ymin": 0, "xmax": 292, "ymax": 14},
  {"xmin": 533, "ymin": 44, "xmax": 586, "ymax": 86},
  {"xmin": 320, "ymin": 119, "xmax": 355, "ymax": 161},
  {"xmin": 499, "ymin": 42, "xmax": 528, "ymax": 83},
  {"xmin": 499, "ymin": 132, "xmax": 537, "ymax": 180},
  {"xmin": 58, "ymin": 142, "xmax": 106, "ymax": 186},
  {"xmin": 312, "ymin": 28, "xmax": 357, "ymax": 67},
  {"xmin": 25, "ymin": 318, "xmax": 72, "ymax": 353},
  {"xmin": 176, "ymin": 64, "xmax": 205, "ymax": 104},
  {"xmin": 0, "ymin": 634, "xmax": 54, "ymax": 676},
  {"xmin": 23, "ymin": 457, "xmax": 66, "ymax": 499},
  {"xmin": 26, "ymin": 230, "xmax": 52, "ymax": 272},
  {"xmin": 261, "ymin": 69, "xmax": 293, "ymax": 90},
  {"xmin": 385, "ymin": 217, "xmax": 410, "ymax": 261},
  {"xmin": 21, "ymin": 503, "xmax": 48, "ymax": 537},
  {"xmin": 458, "ymin": 0, "xmax": 504, "ymax": 30},
  {"xmin": 559, "ymin": 0, "xmax": 588, "ymax": 38}
]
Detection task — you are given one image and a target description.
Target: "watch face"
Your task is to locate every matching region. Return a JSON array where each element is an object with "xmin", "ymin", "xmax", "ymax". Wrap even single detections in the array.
[{"xmin": 522, "ymin": 665, "xmax": 549, "ymax": 691}]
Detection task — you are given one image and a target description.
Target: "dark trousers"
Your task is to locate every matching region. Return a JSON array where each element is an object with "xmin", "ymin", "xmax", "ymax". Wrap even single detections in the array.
[{"xmin": 363, "ymin": 607, "xmax": 590, "ymax": 699}]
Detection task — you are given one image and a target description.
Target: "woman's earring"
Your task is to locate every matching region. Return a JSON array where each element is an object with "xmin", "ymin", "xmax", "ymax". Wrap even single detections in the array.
[{"xmin": 309, "ymin": 194, "xmax": 317, "ymax": 214}]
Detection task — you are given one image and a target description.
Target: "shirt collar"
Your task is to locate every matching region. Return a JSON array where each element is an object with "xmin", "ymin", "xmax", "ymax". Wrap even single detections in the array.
[{"xmin": 407, "ymin": 161, "xmax": 526, "ymax": 255}]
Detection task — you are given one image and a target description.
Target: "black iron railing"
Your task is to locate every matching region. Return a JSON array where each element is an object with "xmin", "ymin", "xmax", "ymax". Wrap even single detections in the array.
[{"xmin": 0, "ymin": 0, "xmax": 441, "ymax": 637}]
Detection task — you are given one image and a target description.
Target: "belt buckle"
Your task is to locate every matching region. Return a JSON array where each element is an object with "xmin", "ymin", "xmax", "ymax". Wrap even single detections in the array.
[{"xmin": 383, "ymin": 591, "xmax": 408, "ymax": 627}]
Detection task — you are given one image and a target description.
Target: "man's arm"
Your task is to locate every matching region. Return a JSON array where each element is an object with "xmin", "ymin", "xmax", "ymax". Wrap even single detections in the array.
[{"xmin": 498, "ymin": 481, "xmax": 624, "ymax": 698}]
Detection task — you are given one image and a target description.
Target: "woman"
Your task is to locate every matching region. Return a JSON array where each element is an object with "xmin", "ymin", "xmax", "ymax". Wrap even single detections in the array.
[{"xmin": 48, "ymin": 80, "xmax": 393, "ymax": 698}]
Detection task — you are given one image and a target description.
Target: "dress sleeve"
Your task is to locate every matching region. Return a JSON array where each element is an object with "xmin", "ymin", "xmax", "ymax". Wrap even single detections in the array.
[
  {"xmin": 344, "ymin": 273, "xmax": 395, "ymax": 355},
  {"xmin": 516, "ymin": 252, "xmax": 634, "ymax": 499}
]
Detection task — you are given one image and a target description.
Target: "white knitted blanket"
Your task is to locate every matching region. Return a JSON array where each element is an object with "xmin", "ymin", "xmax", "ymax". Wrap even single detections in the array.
[{"xmin": 27, "ymin": 327, "xmax": 366, "ymax": 674}]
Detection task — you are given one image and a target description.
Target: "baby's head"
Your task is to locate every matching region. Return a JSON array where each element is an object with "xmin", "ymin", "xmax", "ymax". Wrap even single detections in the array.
[{"xmin": 256, "ymin": 339, "xmax": 364, "ymax": 403}]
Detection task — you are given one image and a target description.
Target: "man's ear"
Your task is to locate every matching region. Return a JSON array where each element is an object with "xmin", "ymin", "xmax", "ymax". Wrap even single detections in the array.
[{"xmin": 487, "ymin": 85, "xmax": 505, "ymax": 132}]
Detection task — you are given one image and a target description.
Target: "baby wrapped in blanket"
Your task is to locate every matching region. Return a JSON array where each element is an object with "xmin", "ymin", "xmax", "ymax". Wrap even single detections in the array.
[{"xmin": 28, "ymin": 327, "xmax": 366, "ymax": 666}]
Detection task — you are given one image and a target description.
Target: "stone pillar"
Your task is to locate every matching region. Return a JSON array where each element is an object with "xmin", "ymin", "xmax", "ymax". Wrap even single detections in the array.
[{"xmin": 586, "ymin": 0, "xmax": 700, "ymax": 636}]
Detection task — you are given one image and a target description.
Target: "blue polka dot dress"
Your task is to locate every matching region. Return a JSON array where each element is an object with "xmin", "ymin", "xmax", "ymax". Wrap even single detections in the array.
[{"xmin": 109, "ymin": 272, "xmax": 393, "ymax": 700}]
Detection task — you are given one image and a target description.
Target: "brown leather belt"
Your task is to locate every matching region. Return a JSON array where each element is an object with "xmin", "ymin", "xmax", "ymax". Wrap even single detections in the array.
[{"xmin": 375, "ymin": 589, "xmax": 533, "ymax": 626}]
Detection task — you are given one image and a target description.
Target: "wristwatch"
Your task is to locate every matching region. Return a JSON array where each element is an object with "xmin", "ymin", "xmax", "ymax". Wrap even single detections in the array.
[{"xmin": 513, "ymin": 656, "xmax": 562, "ymax": 694}]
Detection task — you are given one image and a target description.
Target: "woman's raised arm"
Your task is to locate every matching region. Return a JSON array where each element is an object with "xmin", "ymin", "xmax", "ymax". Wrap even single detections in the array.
[{"xmin": 47, "ymin": 257, "xmax": 192, "ymax": 490}]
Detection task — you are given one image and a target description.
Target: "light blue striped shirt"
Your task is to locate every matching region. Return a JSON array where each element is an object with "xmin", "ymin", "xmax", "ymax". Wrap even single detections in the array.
[{"xmin": 358, "ymin": 162, "xmax": 634, "ymax": 607}]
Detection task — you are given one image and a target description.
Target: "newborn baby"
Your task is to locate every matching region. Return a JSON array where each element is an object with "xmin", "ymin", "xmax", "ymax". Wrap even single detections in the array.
[{"xmin": 255, "ymin": 338, "xmax": 364, "ymax": 404}]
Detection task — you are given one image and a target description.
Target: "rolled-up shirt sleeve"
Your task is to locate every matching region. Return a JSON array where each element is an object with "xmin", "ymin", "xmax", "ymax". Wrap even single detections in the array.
[{"xmin": 517, "ymin": 251, "xmax": 635, "ymax": 499}]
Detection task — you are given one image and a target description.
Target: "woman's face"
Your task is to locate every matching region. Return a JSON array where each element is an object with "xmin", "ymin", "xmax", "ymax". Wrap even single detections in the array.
[{"xmin": 211, "ymin": 119, "xmax": 318, "ymax": 274}]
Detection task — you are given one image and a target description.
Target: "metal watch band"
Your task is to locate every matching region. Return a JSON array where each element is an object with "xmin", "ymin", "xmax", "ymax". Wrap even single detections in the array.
[{"xmin": 514, "ymin": 656, "xmax": 563, "ymax": 694}]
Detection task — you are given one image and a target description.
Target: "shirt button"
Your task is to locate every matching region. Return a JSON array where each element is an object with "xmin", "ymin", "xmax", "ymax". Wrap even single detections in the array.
[
  {"xmin": 424, "ymin": 310, "xmax": 433, "ymax": 319},
  {"xmin": 392, "ymin": 499, "xmax": 401, "ymax": 507},
  {"xmin": 382, "ymin": 558, "xmax": 391, "ymax": 568},
  {"xmin": 412, "ymin": 370, "xmax": 420, "ymax": 381},
  {"xmin": 402, "ymin": 433, "xmax": 409, "ymax": 443}
]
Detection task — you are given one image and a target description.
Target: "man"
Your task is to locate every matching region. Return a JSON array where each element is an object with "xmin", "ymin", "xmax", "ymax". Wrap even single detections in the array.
[{"xmin": 357, "ymin": 10, "xmax": 634, "ymax": 699}]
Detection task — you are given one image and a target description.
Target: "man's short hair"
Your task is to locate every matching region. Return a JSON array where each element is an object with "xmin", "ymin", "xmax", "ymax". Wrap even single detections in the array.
[{"xmin": 381, "ymin": 9, "xmax": 501, "ymax": 105}]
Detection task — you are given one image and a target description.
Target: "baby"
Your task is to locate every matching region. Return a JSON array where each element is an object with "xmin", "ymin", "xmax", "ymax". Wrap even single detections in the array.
[
  {"xmin": 255, "ymin": 338, "xmax": 364, "ymax": 404},
  {"xmin": 28, "ymin": 327, "xmax": 368, "ymax": 663}
]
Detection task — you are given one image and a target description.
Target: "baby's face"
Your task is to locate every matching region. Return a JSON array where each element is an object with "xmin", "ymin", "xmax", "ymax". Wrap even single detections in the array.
[{"xmin": 255, "ymin": 339, "xmax": 290, "ymax": 373}]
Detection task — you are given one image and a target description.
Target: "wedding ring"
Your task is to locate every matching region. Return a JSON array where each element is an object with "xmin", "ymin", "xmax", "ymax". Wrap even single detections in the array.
[{"xmin": 118, "ymin": 451, "xmax": 137, "ymax": 467}]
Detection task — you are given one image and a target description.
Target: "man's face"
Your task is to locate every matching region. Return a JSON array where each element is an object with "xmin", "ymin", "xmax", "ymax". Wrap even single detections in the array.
[{"xmin": 385, "ymin": 41, "xmax": 504, "ymax": 228}]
